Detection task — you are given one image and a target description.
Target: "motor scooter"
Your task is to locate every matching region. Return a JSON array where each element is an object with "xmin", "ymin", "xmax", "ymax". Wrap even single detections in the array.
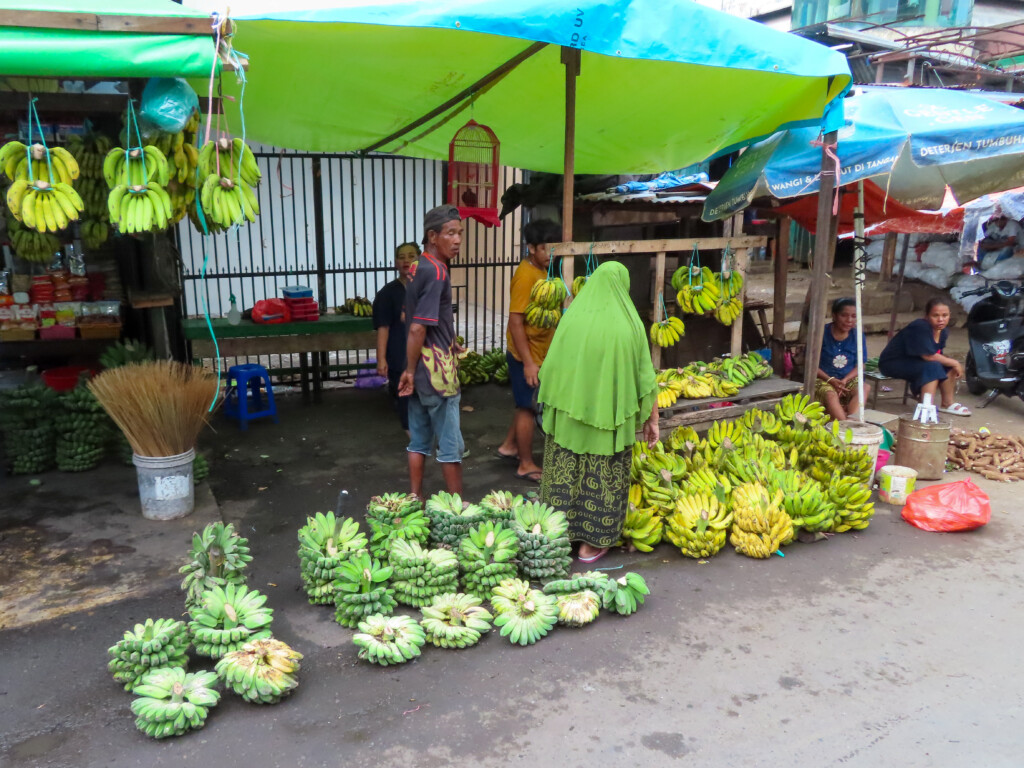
[{"xmin": 962, "ymin": 279, "xmax": 1024, "ymax": 407}]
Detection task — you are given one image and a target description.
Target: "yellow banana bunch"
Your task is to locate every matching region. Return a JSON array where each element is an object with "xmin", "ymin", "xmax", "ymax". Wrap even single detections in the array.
[
  {"xmin": 524, "ymin": 301, "xmax": 562, "ymax": 330},
  {"xmin": 667, "ymin": 425, "xmax": 701, "ymax": 452},
  {"xmin": 719, "ymin": 269, "xmax": 744, "ymax": 300},
  {"xmin": 339, "ymin": 297, "xmax": 373, "ymax": 317},
  {"xmin": 66, "ymin": 132, "xmax": 113, "ymax": 180},
  {"xmin": 729, "ymin": 482, "xmax": 792, "ymax": 558},
  {"xmin": 167, "ymin": 180, "xmax": 196, "ymax": 225},
  {"xmin": 571, "ymin": 275, "xmax": 587, "ymax": 296},
  {"xmin": 107, "ymin": 182, "xmax": 173, "ymax": 235},
  {"xmin": 529, "ymin": 277, "xmax": 568, "ymax": 311},
  {"xmin": 739, "ymin": 408, "xmax": 781, "ymax": 436},
  {"xmin": 198, "ymin": 136, "xmax": 261, "ymax": 188},
  {"xmin": 628, "ymin": 483, "xmax": 643, "ymax": 510},
  {"xmin": 199, "ymin": 172, "xmax": 259, "ymax": 230},
  {"xmin": 7, "ymin": 217, "xmax": 61, "ymax": 262},
  {"xmin": 665, "ymin": 492, "xmax": 732, "ymax": 558},
  {"xmin": 103, "ymin": 145, "xmax": 169, "ymax": 188},
  {"xmin": 6, "ymin": 178, "xmax": 84, "ymax": 234},
  {"xmin": 649, "ymin": 316, "xmax": 685, "ymax": 347},
  {"xmin": 828, "ymin": 476, "xmax": 874, "ymax": 532},
  {"xmin": 707, "ymin": 374, "xmax": 741, "ymax": 398},
  {"xmin": 656, "ymin": 380, "xmax": 683, "ymax": 409},
  {"xmin": 81, "ymin": 219, "xmax": 110, "ymax": 250},
  {"xmin": 1, "ymin": 142, "xmax": 80, "ymax": 185},
  {"xmin": 680, "ymin": 373, "xmax": 715, "ymax": 399},
  {"xmin": 774, "ymin": 393, "xmax": 828, "ymax": 428},
  {"xmin": 706, "ymin": 419, "xmax": 746, "ymax": 449},
  {"xmin": 713, "ymin": 296, "xmax": 743, "ymax": 326},
  {"xmin": 618, "ymin": 506, "xmax": 663, "ymax": 552}
]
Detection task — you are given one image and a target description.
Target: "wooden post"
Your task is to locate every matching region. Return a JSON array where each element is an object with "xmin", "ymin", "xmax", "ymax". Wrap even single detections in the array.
[
  {"xmin": 771, "ymin": 217, "xmax": 790, "ymax": 375},
  {"xmin": 730, "ymin": 247, "xmax": 749, "ymax": 359},
  {"xmin": 803, "ymin": 131, "xmax": 839, "ymax": 397},
  {"xmin": 879, "ymin": 231, "xmax": 898, "ymax": 283},
  {"xmin": 560, "ymin": 47, "xmax": 581, "ymax": 291},
  {"xmin": 651, "ymin": 251, "xmax": 667, "ymax": 369}
]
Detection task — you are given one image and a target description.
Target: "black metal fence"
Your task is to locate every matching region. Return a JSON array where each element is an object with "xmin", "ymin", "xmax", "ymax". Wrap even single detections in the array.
[{"xmin": 176, "ymin": 150, "xmax": 525, "ymax": 379}]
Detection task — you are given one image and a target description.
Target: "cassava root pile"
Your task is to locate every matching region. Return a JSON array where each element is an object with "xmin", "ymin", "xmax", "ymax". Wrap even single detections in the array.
[{"xmin": 947, "ymin": 428, "xmax": 1024, "ymax": 482}]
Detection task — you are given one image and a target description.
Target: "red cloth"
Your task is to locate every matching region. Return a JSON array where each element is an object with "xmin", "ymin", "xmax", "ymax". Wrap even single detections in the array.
[{"xmin": 775, "ymin": 180, "xmax": 963, "ymax": 236}]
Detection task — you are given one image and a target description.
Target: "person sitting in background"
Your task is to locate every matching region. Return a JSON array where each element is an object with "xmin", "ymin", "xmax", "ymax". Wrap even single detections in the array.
[
  {"xmin": 816, "ymin": 298, "xmax": 868, "ymax": 421},
  {"xmin": 978, "ymin": 214, "xmax": 1023, "ymax": 269},
  {"xmin": 878, "ymin": 298, "xmax": 972, "ymax": 416},
  {"xmin": 372, "ymin": 241, "xmax": 420, "ymax": 434},
  {"xmin": 496, "ymin": 218, "xmax": 562, "ymax": 483}
]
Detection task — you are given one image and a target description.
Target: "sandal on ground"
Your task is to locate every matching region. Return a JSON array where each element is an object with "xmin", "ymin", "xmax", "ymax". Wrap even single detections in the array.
[
  {"xmin": 939, "ymin": 403, "xmax": 972, "ymax": 416},
  {"xmin": 495, "ymin": 450, "xmax": 518, "ymax": 462},
  {"xmin": 514, "ymin": 469, "xmax": 542, "ymax": 483},
  {"xmin": 577, "ymin": 547, "xmax": 609, "ymax": 564}
]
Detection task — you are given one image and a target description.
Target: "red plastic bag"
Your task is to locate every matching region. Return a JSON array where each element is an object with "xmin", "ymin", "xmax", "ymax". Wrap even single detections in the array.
[
  {"xmin": 251, "ymin": 299, "xmax": 290, "ymax": 324},
  {"xmin": 902, "ymin": 479, "xmax": 991, "ymax": 532}
]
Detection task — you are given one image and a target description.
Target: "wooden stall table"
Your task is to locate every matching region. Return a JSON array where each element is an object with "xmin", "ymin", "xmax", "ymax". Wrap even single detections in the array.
[
  {"xmin": 182, "ymin": 315, "xmax": 375, "ymax": 403},
  {"xmin": 658, "ymin": 376, "xmax": 803, "ymax": 431}
]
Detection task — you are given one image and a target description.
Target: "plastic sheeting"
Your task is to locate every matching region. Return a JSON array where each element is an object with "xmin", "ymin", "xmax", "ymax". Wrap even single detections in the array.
[{"xmin": 197, "ymin": 0, "xmax": 851, "ymax": 172}]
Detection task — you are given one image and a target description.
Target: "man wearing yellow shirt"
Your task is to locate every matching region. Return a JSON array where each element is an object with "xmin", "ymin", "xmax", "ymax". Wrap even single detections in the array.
[{"xmin": 497, "ymin": 219, "xmax": 561, "ymax": 482}]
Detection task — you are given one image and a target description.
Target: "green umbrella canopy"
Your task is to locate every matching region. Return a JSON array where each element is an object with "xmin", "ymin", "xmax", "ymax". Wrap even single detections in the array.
[
  {"xmin": 198, "ymin": 0, "xmax": 851, "ymax": 174},
  {"xmin": 0, "ymin": 0, "xmax": 219, "ymax": 79}
]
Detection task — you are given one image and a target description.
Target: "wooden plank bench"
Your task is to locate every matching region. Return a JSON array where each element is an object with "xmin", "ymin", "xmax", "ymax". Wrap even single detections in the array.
[
  {"xmin": 182, "ymin": 315, "xmax": 375, "ymax": 404},
  {"xmin": 658, "ymin": 375, "xmax": 803, "ymax": 431}
]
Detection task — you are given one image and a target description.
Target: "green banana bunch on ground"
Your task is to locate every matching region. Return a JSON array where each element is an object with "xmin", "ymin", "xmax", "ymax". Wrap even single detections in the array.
[
  {"xmin": 679, "ymin": 466, "xmax": 732, "ymax": 500},
  {"xmin": 479, "ymin": 348, "xmax": 506, "ymax": 377},
  {"xmin": 665, "ymin": 493, "xmax": 732, "ymax": 559},
  {"xmin": 333, "ymin": 552, "xmax": 397, "ymax": 628},
  {"xmin": 557, "ymin": 591, "xmax": 601, "ymax": 627},
  {"xmin": 180, "ymin": 522, "xmax": 253, "ymax": 610},
  {"xmin": 739, "ymin": 407, "xmax": 781, "ymax": 436},
  {"xmin": 215, "ymin": 638, "xmax": 302, "ymax": 705},
  {"xmin": 706, "ymin": 419, "xmax": 747, "ymax": 450},
  {"xmin": 541, "ymin": 571, "xmax": 610, "ymax": 596},
  {"xmin": 492, "ymin": 360, "xmax": 510, "ymax": 384},
  {"xmin": 768, "ymin": 468, "xmax": 836, "ymax": 536},
  {"xmin": 353, "ymin": 614, "xmax": 426, "ymax": 666},
  {"xmin": 600, "ymin": 573, "xmax": 649, "ymax": 616},
  {"xmin": 618, "ymin": 506, "xmax": 664, "ymax": 552},
  {"xmin": 0, "ymin": 383, "xmax": 58, "ymax": 474},
  {"xmin": 367, "ymin": 497, "xmax": 430, "ymax": 559},
  {"xmin": 775, "ymin": 393, "xmax": 828, "ymax": 429},
  {"xmin": 297, "ymin": 512, "xmax": 367, "ymax": 604},
  {"xmin": 478, "ymin": 490, "xmax": 524, "ymax": 522},
  {"xmin": 828, "ymin": 476, "xmax": 875, "ymax": 532},
  {"xmin": 714, "ymin": 434, "xmax": 785, "ymax": 487},
  {"xmin": 131, "ymin": 668, "xmax": 220, "ymax": 739},
  {"xmin": 99, "ymin": 338, "xmax": 154, "ymax": 369},
  {"xmin": 459, "ymin": 521, "xmax": 520, "ymax": 599},
  {"xmin": 388, "ymin": 539, "xmax": 460, "ymax": 607},
  {"xmin": 667, "ymin": 425, "xmax": 701, "ymax": 452},
  {"xmin": 108, "ymin": 619, "xmax": 190, "ymax": 691},
  {"xmin": 458, "ymin": 350, "xmax": 491, "ymax": 386},
  {"xmin": 729, "ymin": 482, "xmax": 793, "ymax": 559},
  {"xmin": 491, "ymin": 578, "xmax": 559, "ymax": 645},
  {"xmin": 189, "ymin": 584, "xmax": 274, "ymax": 659},
  {"xmin": 425, "ymin": 492, "xmax": 488, "ymax": 547},
  {"xmin": 512, "ymin": 502, "xmax": 572, "ymax": 581},
  {"xmin": 420, "ymin": 593, "xmax": 494, "ymax": 649},
  {"xmin": 54, "ymin": 385, "xmax": 111, "ymax": 472}
]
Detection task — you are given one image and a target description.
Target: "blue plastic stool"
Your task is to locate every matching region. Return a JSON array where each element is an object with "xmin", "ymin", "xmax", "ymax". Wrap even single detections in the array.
[{"xmin": 223, "ymin": 364, "xmax": 278, "ymax": 430}]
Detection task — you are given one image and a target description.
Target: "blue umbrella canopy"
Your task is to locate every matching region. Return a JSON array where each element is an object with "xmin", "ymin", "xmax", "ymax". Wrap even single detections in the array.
[
  {"xmin": 703, "ymin": 86, "xmax": 1024, "ymax": 220},
  {"xmin": 193, "ymin": 0, "xmax": 851, "ymax": 173}
]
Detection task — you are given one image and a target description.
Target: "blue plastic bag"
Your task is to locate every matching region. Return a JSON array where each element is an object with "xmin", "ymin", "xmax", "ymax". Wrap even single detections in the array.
[{"xmin": 140, "ymin": 78, "xmax": 199, "ymax": 134}]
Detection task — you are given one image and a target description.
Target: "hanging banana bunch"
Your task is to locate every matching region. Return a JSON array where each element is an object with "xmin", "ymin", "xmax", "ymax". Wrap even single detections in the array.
[
  {"xmin": 3, "ymin": 143, "xmax": 85, "ymax": 234},
  {"xmin": 146, "ymin": 114, "xmax": 201, "ymax": 225},
  {"xmin": 66, "ymin": 131, "xmax": 113, "ymax": 180},
  {"xmin": 6, "ymin": 216, "xmax": 62, "ymax": 263},
  {"xmin": 649, "ymin": 316, "xmax": 686, "ymax": 347},
  {"xmin": 196, "ymin": 136, "xmax": 261, "ymax": 231}
]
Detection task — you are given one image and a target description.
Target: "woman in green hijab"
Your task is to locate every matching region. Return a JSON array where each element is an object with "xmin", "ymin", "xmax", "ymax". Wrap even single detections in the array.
[{"xmin": 538, "ymin": 261, "xmax": 660, "ymax": 563}]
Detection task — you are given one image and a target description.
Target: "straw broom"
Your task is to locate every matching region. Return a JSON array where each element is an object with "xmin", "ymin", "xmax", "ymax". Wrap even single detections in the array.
[{"xmin": 88, "ymin": 361, "xmax": 219, "ymax": 458}]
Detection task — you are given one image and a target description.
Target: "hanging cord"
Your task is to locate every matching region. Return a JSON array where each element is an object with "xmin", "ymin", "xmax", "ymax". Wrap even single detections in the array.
[
  {"xmin": 658, "ymin": 290, "xmax": 669, "ymax": 325},
  {"xmin": 688, "ymin": 242, "xmax": 702, "ymax": 290},
  {"xmin": 124, "ymin": 99, "xmax": 148, "ymax": 186},
  {"xmin": 721, "ymin": 244, "xmax": 734, "ymax": 284},
  {"xmin": 26, "ymin": 99, "xmax": 56, "ymax": 185},
  {"xmin": 585, "ymin": 242, "xmax": 598, "ymax": 276}
]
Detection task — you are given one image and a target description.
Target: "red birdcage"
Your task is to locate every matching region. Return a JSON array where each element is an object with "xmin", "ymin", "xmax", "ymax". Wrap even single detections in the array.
[{"xmin": 447, "ymin": 119, "xmax": 500, "ymax": 228}]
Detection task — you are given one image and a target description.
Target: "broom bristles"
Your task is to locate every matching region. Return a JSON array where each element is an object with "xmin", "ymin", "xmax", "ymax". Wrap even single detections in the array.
[{"xmin": 88, "ymin": 361, "xmax": 219, "ymax": 458}]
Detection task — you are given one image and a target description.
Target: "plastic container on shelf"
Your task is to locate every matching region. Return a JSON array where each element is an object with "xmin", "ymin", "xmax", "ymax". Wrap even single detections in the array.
[
  {"xmin": 39, "ymin": 325, "xmax": 77, "ymax": 341},
  {"xmin": 133, "ymin": 449, "xmax": 195, "ymax": 520}
]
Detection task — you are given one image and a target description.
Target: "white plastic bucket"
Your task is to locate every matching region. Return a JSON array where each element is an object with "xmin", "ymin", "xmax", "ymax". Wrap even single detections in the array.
[
  {"xmin": 878, "ymin": 465, "xmax": 917, "ymax": 505},
  {"xmin": 836, "ymin": 420, "xmax": 884, "ymax": 468},
  {"xmin": 133, "ymin": 449, "xmax": 195, "ymax": 520}
]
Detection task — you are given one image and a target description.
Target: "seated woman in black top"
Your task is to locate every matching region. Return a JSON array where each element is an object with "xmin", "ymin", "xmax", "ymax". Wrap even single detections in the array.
[
  {"xmin": 878, "ymin": 298, "xmax": 972, "ymax": 416},
  {"xmin": 373, "ymin": 242, "xmax": 420, "ymax": 433}
]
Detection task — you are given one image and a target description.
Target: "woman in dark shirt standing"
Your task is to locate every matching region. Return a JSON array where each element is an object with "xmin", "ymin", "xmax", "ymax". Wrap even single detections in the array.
[
  {"xmin": 879, "ymin": 298, "xmax": 972, "ymax": 416},
  {"xmin": 373, "ymin": 242, "xmax": 420, "ymax": 433}
]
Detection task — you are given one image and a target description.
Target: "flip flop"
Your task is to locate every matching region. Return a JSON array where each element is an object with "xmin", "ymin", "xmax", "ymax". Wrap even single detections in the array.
[
  {"xmin": 515, "ymin": 469, "xmax": 543, "ymax": 484},
  {"xmin": 578, "ymin": 547, "xmax": 609, "ymax": 564},
  {"xmin": 495, "ymin": 450, "xmax": 518, "ymax": 462},
  {"xmin": 939, "ymin": 403, "xmax": 972, "ymax": 416}
]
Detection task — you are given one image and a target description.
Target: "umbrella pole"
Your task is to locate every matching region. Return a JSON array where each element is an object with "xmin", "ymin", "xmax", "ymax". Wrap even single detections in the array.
[
  {"xmin": 561, "ymin": 47, "xmax": 580, "ymax": 284},
  {"xmin": 854, "ymin": 181, "xmax": 866, "ymax": 422},
  {"xmin": 803, "ymin": 131, "xmax": 839, "ymax": 397},
  {"xmin": 887, "ymin": 234, "xmax": 912, "ymax": 340}
]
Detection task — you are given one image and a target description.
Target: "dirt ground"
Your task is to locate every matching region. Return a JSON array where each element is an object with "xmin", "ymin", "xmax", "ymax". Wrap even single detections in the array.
[{"xmin": 2, "ymin": 337, "xmax": 1024, "ymax": 768}]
